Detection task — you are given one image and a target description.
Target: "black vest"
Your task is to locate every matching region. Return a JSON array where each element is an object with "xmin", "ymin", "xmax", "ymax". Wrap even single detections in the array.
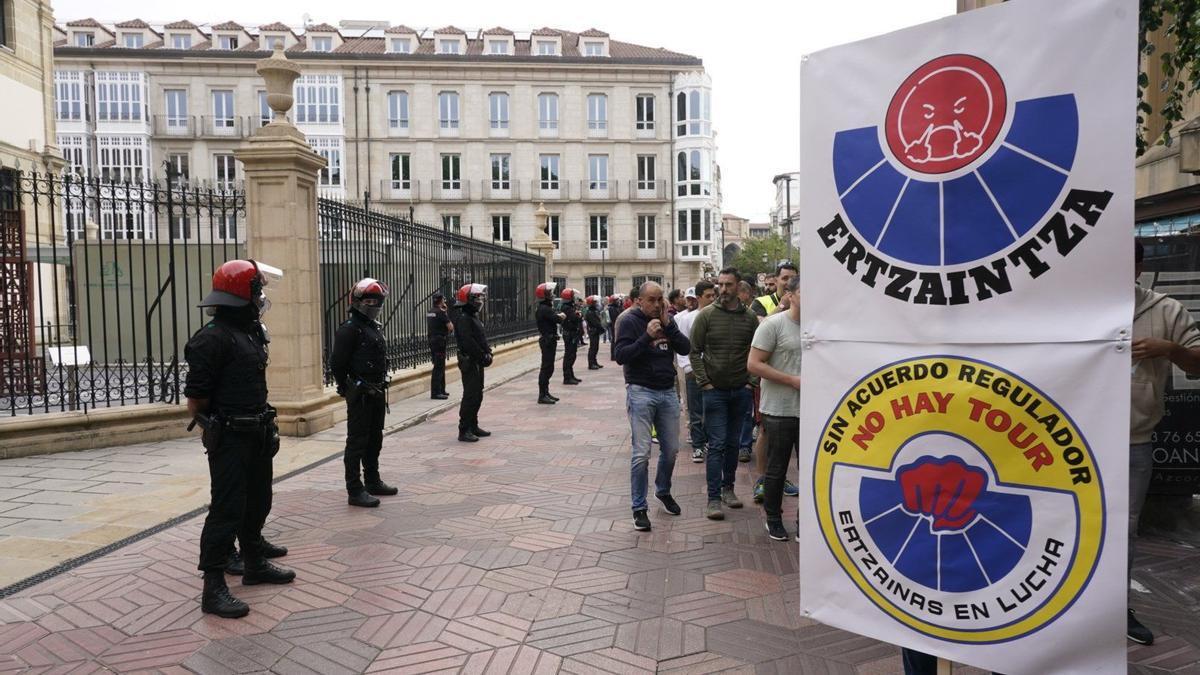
[
  {"xmin": 337, "ymin": 313, "xmax": 389, "ymax": 384},
  {"xmin": 204, "ymin": 318, "xmax": 269, "ymax": 416}
]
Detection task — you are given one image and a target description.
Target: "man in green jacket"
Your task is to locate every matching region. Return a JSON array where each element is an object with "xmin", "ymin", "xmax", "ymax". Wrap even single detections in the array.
[{"xmin": 689, "ymin": 267, "xmax": 760, "ymax": 520}]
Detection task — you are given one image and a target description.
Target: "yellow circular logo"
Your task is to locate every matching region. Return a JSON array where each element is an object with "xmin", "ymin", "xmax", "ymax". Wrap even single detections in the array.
[{"xmin": 814, "ymin": 356, "xmax": 1104, "ymax": 643}]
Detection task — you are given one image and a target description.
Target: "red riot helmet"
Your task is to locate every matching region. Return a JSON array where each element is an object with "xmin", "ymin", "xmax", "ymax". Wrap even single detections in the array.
[
  {"xmin": 351, "ymin": 278, "xmax": 390, "ymax": 321},
  {"xmin": 535, "ymin": 281, "xmax": 558, "ymax": 301},
  {"xmin": 456, "ymin": 283, "xmax": 488, "ymax": 306},
  {"xmin": 198, "ymin": 259, "xmax": 283, "ymax": 315},
  {"xmin": 560, "ymin": 287, "xmax": 578, "ymax": 302}
]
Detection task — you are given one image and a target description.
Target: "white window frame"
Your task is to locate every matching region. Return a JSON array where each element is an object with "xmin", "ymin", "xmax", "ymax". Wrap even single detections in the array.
[
  {"xmin": 438, "ymin": 91, "xmax": 460, "ymax": 132},
  {"xmin": 536, "ymin": 40, "xmax": 557, "ymax": 55},
  {"xmin": 257, "ymin": 90, "xmax": 271, "ymax": 126},
  {"xmin": 587, "ymin": 93, "xmax": 608, "ymax": 133},
  {"xmin": 171, "ymin": 33, "xmax": 192, "ymax": 49},
  {"xmin": 589, "ymin": 215, "xmax": 609, "ymax": 251},
  {"xmin": 217, "ymin": 34, "xmax": 238, "ymax": 50},
  {"xmin": 636, "ymin": 94, "xmax": 655, "ymax": 131},
  {"xmin": 166, "ymin": 152, "xmax": 189, "ymax": 185},
  {"xmin": 489, "ymin": 92, "xmax": 509, "ymax": 131},
  {"xmin": 211, "ymin": 89, "xmax": 235, "ymax": 129},
  {"xmin": 492, "ymin": 214, "xmax": 511, "ymax": 243},
  {"xmin": 585, "ymin": 276, "xmax": 615, "ymax": 298},
  {"xmin": 389, "ymin": 37, "xmax": 411, "ymax": 53},
  {"xmin": 637, "ymin": 155, "xmax": 656, "ymax": 191},
  {"xmin": 677, "ymin": 89, "xmax": 712, "ymax": 137},
  {"xmin": 308, "ymin": 137, "xmax": 343, "ymax": 189},
  {"xmin": 95, "ymin": 71, "xmax": 145, "ymax": 122},
  {"xmin": 588, "ymin": 154, "xmax": 609, "ymax": 191},
  {"xmin": 165, "ymin": 89, "xmax": 188, "ymax": 131},
  {"xmin": 539, "ymin": 154, "xmax": 560, "ymax": 190},
  {"xmin": 74, "ymin": 32, "xmax": 94, "ymax": 47},
  {"xmin": 488, "ymin": 39, "xmax": 509, "ymax": 55},
  {"xmin": 548, "ymin": 214, "xmax": 560, "ymax": 249},
  {"xmin": 54, "ymin": 71, "xmax": 84, "ymax": 121},
  {"xmin": 214, "ymin": 153, "xmax": 238, "ymax": 192},
  {"xmin": 387, "ymin": 90, "xmax": 409, "ymax": 131},
  {"xmin": 58, "ymin": 135, "xmax": 89, "ymax": 239},
  {"xmin": 438, "ymin": 38, "xmax": 461, "ymax": 54},
  {"xmin": 389, "ymin": 152, "xmax": 411, "ymax": 191},
  {"xmin": 123, "ymin": 33, "xmax": 143, "ymax": 48},
  {"xmin": 295, "ymin": 74, "xmax": 341, "ymax": 125},
  {"xmin": 584, "ymin": 41, "xmax": 604, "ymax": 56},
  {"xmin": 310, "ymin": 36, "xmax": 333, "ymax": 52},
  {"xmin": 538, "ymin": 93, "xmax": 559, "ymax": 134},
  {"xmin": 443, "ymin": 214, "xmax": 461, "ymax": 235},
  {"xmin": 638, "ymin": 215, "xmax": 657, "ymax": 250},
  {"xmin": 441, "ymin": 154, "xmax": 461, "ymax": 191},
  {"xmin": 677, "ymin": 149, "xmax": 711, "ymax": 197},
  {"xmin": 490, "ymin": 154, "xmax": 511, "ymax": 191}
]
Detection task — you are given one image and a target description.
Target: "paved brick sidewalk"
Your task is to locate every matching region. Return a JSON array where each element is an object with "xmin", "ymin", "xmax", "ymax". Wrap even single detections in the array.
[
  {"xmin": 0, "ymin": 346, "xmax": 542, "ymax": 591},
  {"xmin": 0, "ymin": 356, "xmax": 1197, "ymax": 673}
]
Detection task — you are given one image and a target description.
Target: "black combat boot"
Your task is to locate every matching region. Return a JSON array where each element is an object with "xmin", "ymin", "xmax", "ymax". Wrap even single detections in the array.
[
  {"xmin": 224, "ymin": 549, "xmax": 245, "ymax": 576},
  {"xmin": 365, "ymin": 479, "xmax": 399, "ymax": 496},
  {"xmin": 538, "ymin": 387, "xmax": 557, "ymax": 405},
  {"xmin": 458, "ymin": 430, "xmax": 480, "ymax": 442},
  {"xmin": 260, "ymin": 538, "xmax": 288, "ymax": 558},
  {"xmin": 348, "ymin": 486, "xmax": 381, "ymax": 507},
  {"xmin": 242, "ymin": 560, "xmax": 296, "ymax": 586},
  {"xmin": 202, "ymin": 571, "xmax": 249, "ymax": 618},
  {"xmin": 471, "ymin": 427, "xmax": 491, "ymax": 437}
]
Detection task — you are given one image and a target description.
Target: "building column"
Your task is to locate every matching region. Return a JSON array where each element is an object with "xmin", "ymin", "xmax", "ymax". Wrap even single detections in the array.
[{"xmin": 235, "ymin": 49, "xmax": 329, "ymax": 435}]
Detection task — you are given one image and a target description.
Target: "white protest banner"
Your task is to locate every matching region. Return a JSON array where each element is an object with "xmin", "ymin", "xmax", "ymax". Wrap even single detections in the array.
[{"xmin": 798, "ymin": 1, "xmax": 1134, "ymax": 672}]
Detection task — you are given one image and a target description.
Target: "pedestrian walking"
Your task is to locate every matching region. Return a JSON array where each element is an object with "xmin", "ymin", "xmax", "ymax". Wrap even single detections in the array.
[
  {"xmin": 536, "ymin": 282, "xmax": 565, "ymax": 404},
  {"xmin": 560, "ymin": 288, "xmax": 583, "ymax": 385},
  {"xmin": 749, "ymin": 262, "xmax": 800, "ymax": 503},
  {"xmin": 585, "ymin": 295, "xmax": 606, "ymax": 369},
  {"xmin": 746, "ymin": 274, "xmax": 802, "ymax": 541},
  {"xmin": 331, "ymin": 278, "xmax": 400, "ymax": 508},
  {"xmin": 614, "ymin": 282, "xmax": 691, "ymax": 532},
  {"xmin": 185, "ymin": 259, "xmax": 294, "ymax": 619},
  {"xmin": 454, "ymin": 283, "xmax": 493, "ymax": 442},
  {"xmin": 689, "ymin": 268, "xmax": 759, "ymax": 520},
  {"xmin": 677, "ymin": 281, "xmax": 715, "ymax": 463},
  {"xmin": 426, "ymin": 292, "xmax": 453, "ymax": 400}
]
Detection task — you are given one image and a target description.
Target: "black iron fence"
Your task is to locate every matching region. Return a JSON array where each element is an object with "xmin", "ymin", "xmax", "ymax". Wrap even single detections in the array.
[
  {"xmin": 317, "ymin": 197, "xmax": 544, "ymax": 383},
  {"xmin": 0, "ymin": 169, "xmax": 245, "ymax": 416}
]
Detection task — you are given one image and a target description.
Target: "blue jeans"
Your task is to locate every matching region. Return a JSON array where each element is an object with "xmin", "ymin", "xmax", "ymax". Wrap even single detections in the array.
[
  {"xmin": 684, "ymin": 374, "xmax": 705, "ymax": 450},
  {"xmin": 703, "ymin": 386, "xmax": 752, "ymax": 501},
  {"xmin": 627, "ymin": 384, "xmax": 681, "ymax": 511},
  {"xmin": 738, "ymin": 402, "xmax": 755, "ymax": 450}
]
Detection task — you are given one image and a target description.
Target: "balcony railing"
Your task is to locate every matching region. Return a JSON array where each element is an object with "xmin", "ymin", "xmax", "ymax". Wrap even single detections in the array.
[
  {"xmin": 629, "ymin": 179, "xmax": 667, "ymax": 201},
  {"xmin": 198, "ymin": 115, "xmax": 249, "ymax": 139},
  {"xmin": 481, "ymin": 180, "xmax": 521, "ymax": 201},
  {"xmin": 580, "ymin": 180, "xmax": 617, "ymax": 201},
  {"xmin": 531, "ymin": 181, "xmax": 570, "ymax": 202},
  {"xmin": 376, "ymin": 179, "xmax": 421, "ymax": 201},
  {"xmin": 428, "ymin": 180, "xmax": 471, "ymax": 200},
  {"xmin": 152, "ymin": 114, "xmax": 197, "ymax": 137}
]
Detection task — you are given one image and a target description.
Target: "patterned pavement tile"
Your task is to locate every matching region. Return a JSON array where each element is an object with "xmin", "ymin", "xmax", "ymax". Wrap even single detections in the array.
[{"xmin": 461, "ymin": 644, "xmax": 562, "ymax": 674}]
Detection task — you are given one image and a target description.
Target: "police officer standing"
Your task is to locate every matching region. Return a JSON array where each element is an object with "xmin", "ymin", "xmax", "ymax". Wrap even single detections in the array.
[
  {"xmin": 427, "ymin": 292, "xmax": 453, "ymax": 400},
  {"xmin": 331, "ymin": 278, "xmax": 399, "ymax": 509},
  {"xmin": 185, "ymin": 259, "xmax": 295, "ymax": 619},
  {"xmin": 560, "ymin": 288, "xmax": 583, "ymax": 386},
  {"xmin": 536, "ymin": 282, "xmax": 565, "ymax": 404},
  {"xmin": 454, "ymin": 283, "xmax": 493, "ymax": 442},
  {"xmin": 585, "ymin": 295, "xmax": 605, "ymax": 370}
]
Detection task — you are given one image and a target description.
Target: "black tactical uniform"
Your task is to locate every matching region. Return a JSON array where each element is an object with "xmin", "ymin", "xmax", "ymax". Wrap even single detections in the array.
[
  {"xmin": 585, "ymin": 304, "xmax": 605, "ymax": 369},
  {"xmin": 455, "ymin": 299, "xmax": 492, "ymax": 441},
  {"xmin": 427, "ymin": 301, "xmax": 451, "ymax": 399},
  {"xmin": 536, "ymin": 301, "xmax": 562, "ymax": 403},
  {"xmin": 561, "ymin": 302, "xmax": 582, "ymax": 384},
  {"xmin": 331, "ymin": 308, "xmax": 395, "ymax": 506}
]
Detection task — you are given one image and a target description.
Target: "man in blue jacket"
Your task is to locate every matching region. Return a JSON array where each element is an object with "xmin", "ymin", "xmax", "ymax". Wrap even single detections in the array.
[{"xmin": 613, "ymin": 281, "xmax": 691, "ymax": 532}]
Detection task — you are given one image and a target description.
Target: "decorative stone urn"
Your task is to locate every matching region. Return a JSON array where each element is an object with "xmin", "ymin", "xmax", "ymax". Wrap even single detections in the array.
[{"xmin": 254, "ymin": 48, "xmax": 304, "ymax": 140}]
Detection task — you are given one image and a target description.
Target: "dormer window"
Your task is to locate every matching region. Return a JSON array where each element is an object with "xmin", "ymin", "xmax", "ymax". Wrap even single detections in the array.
[
  {"xmin": 75, "ymin": 32, "xmax": 94, "ymax": 47},
  {"xmin": 123, "ymin": 33, "xmax": 143, "ymax": 48},
  {"xmin": 217, "ymin": 34, "xmax": 238, "ymax": 50},
  {"xmin": 584, "ymin": 41, "xmax": 605, "ymax": 57},
  {"xmin": 390, "ymin": 38, "xmax": 411, "ymax": 53},
  {"xmin": 311, "ymin": 36, "xmax": 332, "ymax": 52},
  {"xmin": 438, "ymin": 39, "xmax": 461, "ymax": 54},
  {"xmin": 171, "ymin": 33, "xmax": 192, "ymax": 49},
  {"xmin": 262, "ymin": 35, "xmax": 285, "ymax": 50},
  {"xmin": 536, "ymin": 40, "xmax": 558, "ymax": 56},
  {"xmin": 488, "ymin": 40, "xmax": 509, "ymax": 55}
]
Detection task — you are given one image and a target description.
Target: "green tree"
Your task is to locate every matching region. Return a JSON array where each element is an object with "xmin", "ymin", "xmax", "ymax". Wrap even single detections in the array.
[
  {"xmin": 726, "ymin": 234, "xmax": 793, "ymax": 280},
  {"xmin": 1139, "ymin": 1, "xmax": 1200, "ymax": 154}
]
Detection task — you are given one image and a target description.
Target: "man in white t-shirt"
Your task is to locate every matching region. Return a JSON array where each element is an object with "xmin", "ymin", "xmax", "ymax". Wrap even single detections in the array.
[
  {"xmin": 676, "ymin": 281, "xmax": 716, "ymax": 463},
  {"xmin": 746, "ymin": 275, "xmax": 802, "ymax": 542}
]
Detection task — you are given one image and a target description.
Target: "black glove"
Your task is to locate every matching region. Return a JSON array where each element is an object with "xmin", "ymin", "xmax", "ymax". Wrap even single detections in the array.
[{"xmin": 481, "ymin": 352, "xmax": 494, "ymax": 367}]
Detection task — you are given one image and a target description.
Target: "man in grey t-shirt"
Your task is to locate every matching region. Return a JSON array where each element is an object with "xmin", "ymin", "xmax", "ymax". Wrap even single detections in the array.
[{"xmin": 746, "ymin": 275, "xmax": 802, "ymax": 542}]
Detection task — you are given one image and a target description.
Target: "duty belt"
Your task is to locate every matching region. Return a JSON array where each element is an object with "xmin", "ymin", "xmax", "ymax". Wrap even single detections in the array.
[{"xmin": 223, "ymin": 408, "xmax": 277, "ymax": 429}]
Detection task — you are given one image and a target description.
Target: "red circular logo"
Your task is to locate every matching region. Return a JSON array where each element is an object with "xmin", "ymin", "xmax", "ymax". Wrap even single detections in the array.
[{"xmin": 885, "ymin": 54, "xmax": 1007, "ymax": 175}]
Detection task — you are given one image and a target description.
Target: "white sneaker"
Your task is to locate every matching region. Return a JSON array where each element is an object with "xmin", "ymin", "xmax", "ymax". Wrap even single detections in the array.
[{"xmin": 691, "ymin": 447, "xmax": 704, "ymax": 463}]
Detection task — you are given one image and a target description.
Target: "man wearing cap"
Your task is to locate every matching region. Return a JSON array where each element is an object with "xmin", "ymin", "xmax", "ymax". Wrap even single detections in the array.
[
  {"xmin": 454, "ymin": 283, "xmax": 493, "ymax": 442},
  {"xmin": 427, "ymin": 293, "xmax": 453, "ymax": 400},
  {"xmin": 331, "ymin": 279, "xmax": 399, "ymax": 509},
  {"xmin": 185, "ymin": 259, "xmax": 295, "ymax": 619}
]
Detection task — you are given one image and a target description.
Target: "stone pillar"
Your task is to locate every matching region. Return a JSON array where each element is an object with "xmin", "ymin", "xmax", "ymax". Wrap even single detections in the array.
[
  {"xmin": 235, "ymin": 49, "xmax": 329, "ymax": 435},
  {"xmin": 528, "ymin": 202, "xmax": 556, "ymax": 278}
]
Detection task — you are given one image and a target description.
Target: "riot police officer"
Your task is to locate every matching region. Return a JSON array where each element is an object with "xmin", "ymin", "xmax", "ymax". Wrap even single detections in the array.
[
  {"xmin": 331, "ymin": 278, "xmax": 399, "ymax": 508},
  {"xmin": 535, "ymin": 282, "xmax": 565, "ymax": 404},
  {"xmin": 560, "ymin": 288, "xmax": 583, "ymax": 385},
  {"xmin": 185, "ymin": 259, "xmax": 295, "ymax": 619},
  {"xmin": 427, "ymin": 292, "xmax": 453, "ymax": 400},
  {"xmin": 585, "ymin": 295, "xmax": 605, "ymax": 370},
  {"xmin": 454, "ymin": 283, "xmax": 492, "ymax": 442}
]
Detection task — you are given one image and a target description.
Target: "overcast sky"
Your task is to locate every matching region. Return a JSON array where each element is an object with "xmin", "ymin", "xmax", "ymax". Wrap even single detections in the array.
[{"xmin": 53, "ymin": 0, "xmax": 955, "ymax": 222}]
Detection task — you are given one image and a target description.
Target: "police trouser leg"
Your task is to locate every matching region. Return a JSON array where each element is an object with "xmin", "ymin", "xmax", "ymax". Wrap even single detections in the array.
[
  {"xmin": 358, "ymin": 396, "xmax": 388, "ymax": 484},
  {"xmin": 588, "ymin": 333, "xmax": 601, "ymax": 366},
  {"xmin": 538, "ymin": 336, "xmax": 557, "ymax": 396},
  {"xmin": 562, "ymin": 337, "xmax": 578, "ymax": 380},
  {"xmin": 430, "ymin": 340, "xmax": 447, "ymax": 395},
  {"xmin": 344, "ymin": 395, "xmax": 377, "ymax": 491},
  {"xmin": 198, "ymin": 431, "xmax": 272, "ymax": 572},
  {"xmin": 459, "ymin": 360, "xmax": 485, "ymax": 432}
]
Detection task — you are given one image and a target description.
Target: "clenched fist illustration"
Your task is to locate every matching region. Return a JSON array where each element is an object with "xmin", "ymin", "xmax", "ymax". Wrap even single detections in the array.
[{"xmin": 898, "ymin": 456, "xmax": 987, "ymax": 531}]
